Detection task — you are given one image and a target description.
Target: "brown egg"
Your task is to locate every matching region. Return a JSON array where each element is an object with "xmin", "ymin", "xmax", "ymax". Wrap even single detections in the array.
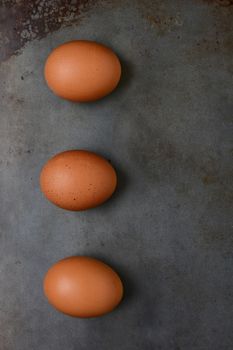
[
  {"xmin": 40, "ymin": 150, "xmax": 117, "ymax": 211},
  {"xmin": 44, "ymin": 256, "xmax": 123, "ymax": 318},
  {"xmin": 44, "ymin": 40, "xmax": 121, "ymax": 102}
]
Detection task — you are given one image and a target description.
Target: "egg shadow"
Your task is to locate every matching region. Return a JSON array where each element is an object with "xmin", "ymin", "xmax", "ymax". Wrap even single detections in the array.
[
  {"xmin": 96, "ymin": 55, "xmax": 134, "ymax": 105},
  {"xmin": 112, "ymin": 159, "xmax": 128, "ymax": 202},
  {"xmin": 113, "ymin": 56, "xmax": 134, "ymax": 97}
]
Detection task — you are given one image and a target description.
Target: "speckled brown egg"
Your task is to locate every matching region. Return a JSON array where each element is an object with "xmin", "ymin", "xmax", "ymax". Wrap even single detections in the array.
[
  {"xmin": 40, "ymin": 150, "xmax": 117, "ymax": 211},
  {"xmin": 43, "ymin": 256, "xmax": 124, "ymax": 318},
  {"xmin": 44, "ymin": 40, "xmax": 121, "ymax": 102}
]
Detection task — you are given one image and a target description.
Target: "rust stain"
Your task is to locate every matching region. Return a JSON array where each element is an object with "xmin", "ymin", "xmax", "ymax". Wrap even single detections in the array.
[
  {"xmin": 146, "ymin": 13, "xmax": 182, "ymax": 35},
  {"xmin": 0, "ymin": 0, "xmax": 98, "ymax": 63},
  {"xmin": 202, "ymin": 175, "xmax": 218, "ymax": 185},
  {"xmin": 197, "ymin": 219, "xmax": 233, "ymax": 252},
  {"xmin": 136, "ymin": 0, "xmax": 183, "ymax": 36},
  {"xmin": 201, "ymin": 229, "xmax": 232, "ymax": 244},
  {"xmin": 185, "ymin": 2, "xmax": 233, "ymax": 66}
]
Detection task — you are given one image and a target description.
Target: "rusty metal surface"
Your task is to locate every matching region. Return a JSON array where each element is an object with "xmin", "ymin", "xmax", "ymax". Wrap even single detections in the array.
[
  {"xmin": 0, "ymin": 0, "xmax": 97, "ymax": 62},
  {"xmin": 0, "ymin": 0, "xmax": 232, "ymax": 349}
]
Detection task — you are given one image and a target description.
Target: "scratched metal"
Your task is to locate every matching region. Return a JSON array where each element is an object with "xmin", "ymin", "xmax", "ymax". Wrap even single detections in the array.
[{"xmin": 0, "ymin": 0, "xmax": 232, "ymax": 349}]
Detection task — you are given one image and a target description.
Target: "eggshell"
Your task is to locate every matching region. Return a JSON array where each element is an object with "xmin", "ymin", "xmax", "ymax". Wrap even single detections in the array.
[
  {"xmin": 40, "ymin": 150, "xmax": 117, "ymax": 211},
  {"xmin": 43, "ymin": 256, "xmax": 123, "ymax": 318},
  {"xmin": 44, "ymin": 40, "xmax": 121, "ymax": 102}
]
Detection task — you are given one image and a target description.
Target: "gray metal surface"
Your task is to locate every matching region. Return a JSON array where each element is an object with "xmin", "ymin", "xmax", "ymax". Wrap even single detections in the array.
[{"xmin": 0, "ymin": 0, "xmax": 232, "ymax": 349}]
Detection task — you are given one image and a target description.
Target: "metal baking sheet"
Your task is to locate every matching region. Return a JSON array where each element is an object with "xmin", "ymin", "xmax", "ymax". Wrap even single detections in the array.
[{"xmin": 0, "ymin": 1, "xmax": 232, "ymax": 349}]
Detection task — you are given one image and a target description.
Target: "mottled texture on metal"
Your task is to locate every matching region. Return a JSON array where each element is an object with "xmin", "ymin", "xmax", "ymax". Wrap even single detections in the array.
[
  {"xmin": 0, "ymin": 0, "xmax": 232, "ymax": 349},
  {"xmin": 0, "ymin": 0, "xmax": 96, "ymax": 62}
]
